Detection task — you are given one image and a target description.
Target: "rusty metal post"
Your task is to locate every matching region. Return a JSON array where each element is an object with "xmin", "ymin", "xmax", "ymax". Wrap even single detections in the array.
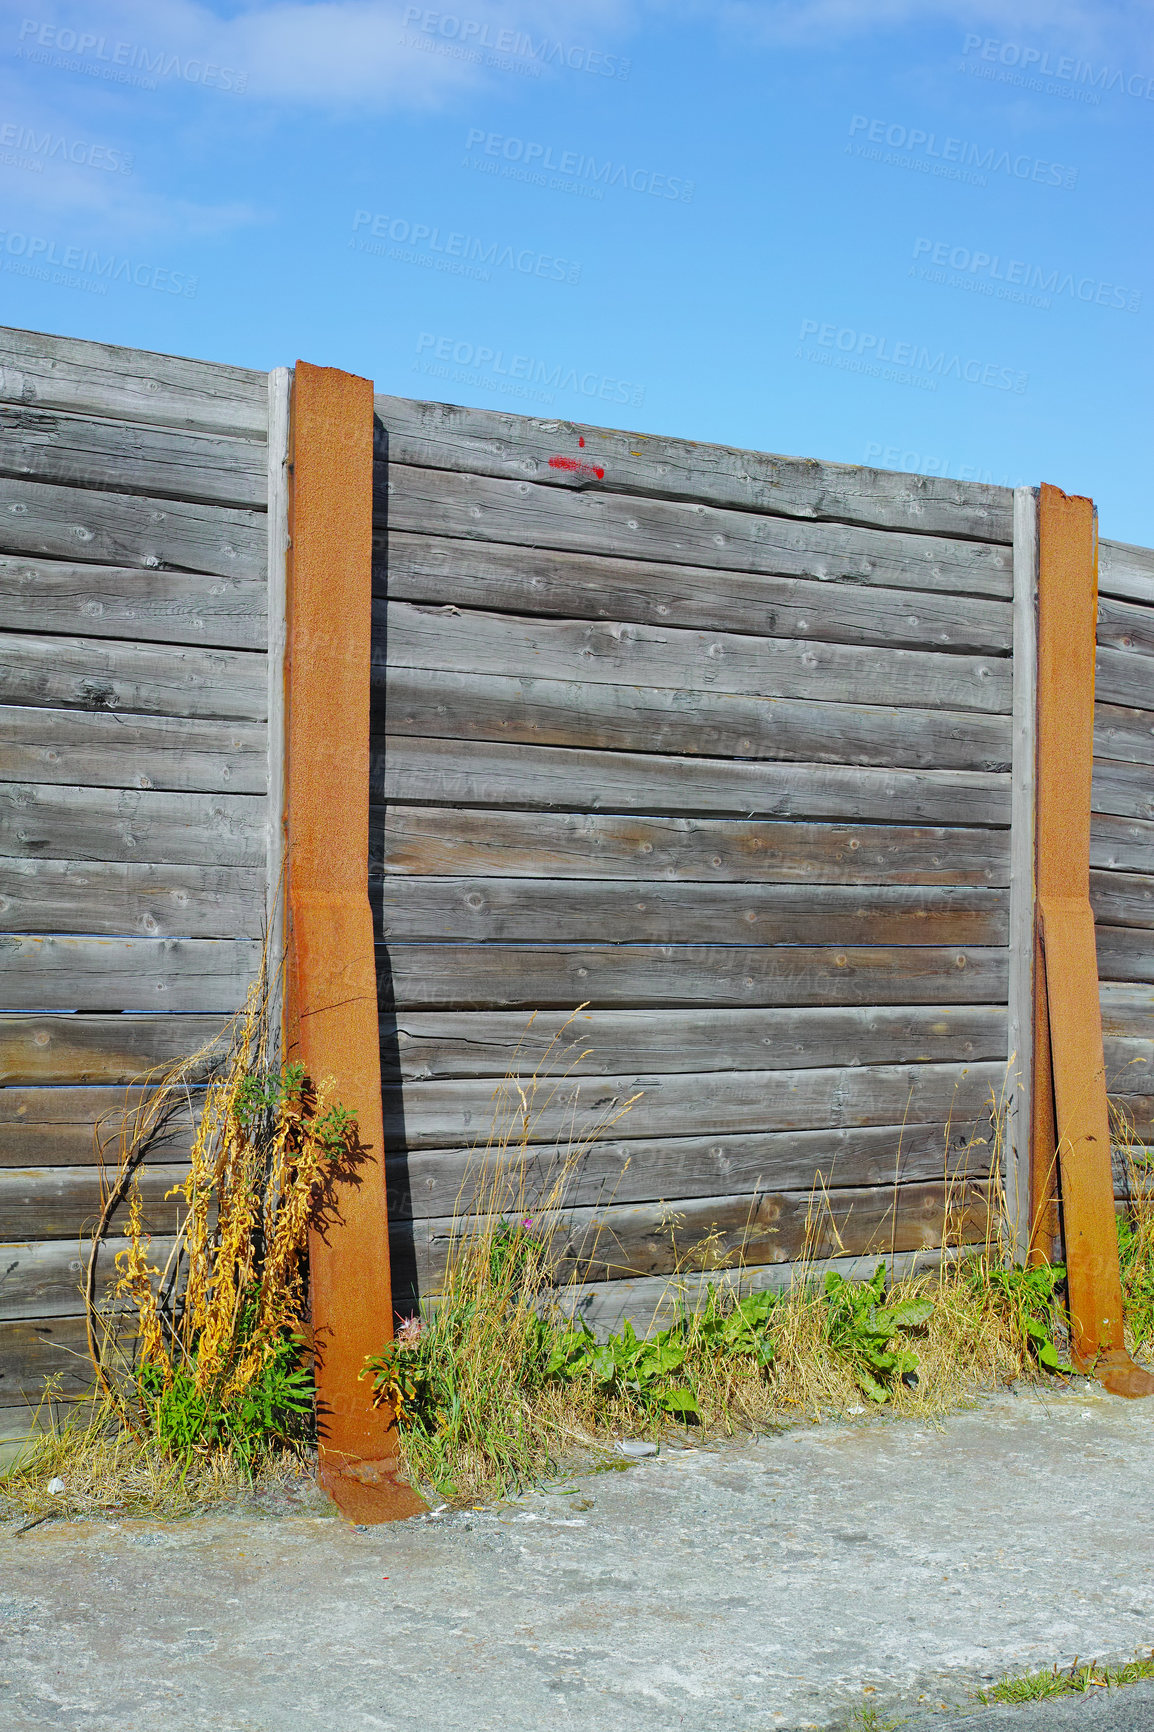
[
  {"xmin": 284, "ymin": 362, "xmax": 426, "ymax": 1517},
  {"xmin": 1033, "ymin": 482, "xmax": 1154, "ymax": 1396}
]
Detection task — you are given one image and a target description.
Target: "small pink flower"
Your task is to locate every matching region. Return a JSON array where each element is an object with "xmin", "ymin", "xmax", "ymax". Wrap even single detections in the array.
[{"xmin": 396, "ymin": 1316, "xmax": 422, "ymax": 1346}]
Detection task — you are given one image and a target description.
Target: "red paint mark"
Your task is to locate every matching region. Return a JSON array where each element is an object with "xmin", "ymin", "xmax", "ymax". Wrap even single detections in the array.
[
  {"xmin": 549, "ymin": 454, "xmax": 605, "ymax": 480},
  {"xmin": 578, "ymin": 436, "xmax": 585, "ymax": 446}
]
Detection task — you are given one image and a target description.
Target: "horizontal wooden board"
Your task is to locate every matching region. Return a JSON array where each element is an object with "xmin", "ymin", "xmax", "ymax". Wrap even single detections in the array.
[
  {"xmin": 0, "ymin": 785, "xmax": 267, "ymax": 867},
  {"xmin": 0, "ymin": 1315, "xmax": 100, "ymax": 1404},
  {"xmin": 381, "ymin": 668, "xmax": 1013, "ymax": 772},
  {"xmin": 1100, "ymin": 982, "xmax": 1154, "ymax": 1038},
  {"xmin": 381, "ymin": 601, "xmax": 1012, "ymax": 717},
  {"xmin": 1099, "ymin": 538, "xmax": 1154, "ymax": 606},
  {"xmin": 395, "ymin": 1178, "xmax": 993, "ymax": 1288},
  {"xmin": 1092, "ymin": 760, "xmax": 1154, "ymax": 824},
  {"xmin": 1098, "ymin": 594, "xmax": 1154, "ymax": 660},
  {"xmin": 384, "ymin": 1004, "xmax": 1008, "ymax": 1081},
  {"xmin": 378, "ymin": 878, "xmax": 1008, "ymax": 948},
  {"xmin": 381, "ymin": 530, "xmax": 1014, "ymax": 653},
  {"xmin": 0, "ymin": 1086, "xmax": 197, "ymax": 1166},
  {"xmin": 1094, "ymin": 704, "xmax": 1154, "ymax": 769},
  {"xmin": 0, "ymin": 1014, "xmax": 226, "ymax": 1086},
  {"xmin": 0, "ymin": 935, "xmax": 260, "ymax": 1012},
  {"xmin": 375, "ymin": 806, "xmax": 1011, "ymax": 888},
  {"xmin": 0, "ymin": 705, "xmax": 267, "ymax": 795},
  {"xmin": 1091, "ymin": 870, "xmax": 1154, "ymax": 931},
  {"xmin": 1096, "ymin": 926, "xmax": 1154, "ymax": 985},
  {"xmin": 0, "ymin": 633, "xmax": 266, "ymax": 722},
  {"xmin": 379, "ymin": 942, "xmax": 1008, "ymax": 1012},
  {"xmin": 0, "ymin": 478, "xmax": 266, "ymax": 580},
  {"xmin": 0, "ymin": 325, "xmax": 268, "ymax": 438},
  {"xmin": 0, "ymin": 1162, "xmax": 188, "ymax": 1239},
  {"xmin": 382, "ymin": 465, "xmax": 1014, "ymax": 599},
  {"xmin": 0, "ymin": 1235, "xmax": 177, "ymax": 1322},
  {"xmin": 374, "ymin": 395, "xmax": 1014, "ymax": 542},
  {"xmin": 1095, "ymin": 644, "xmax": 1154, "ymax": 714},
  {"xmin": 1102, "ymin": 1038, "xmax": 1154, "ymax": 1096},
  {"xmin": 0, "ymin": 556, "xmax": 267, "ymax": 650},
  {"xmin": 0, "ymin": 858, "xmax": 265, "ymax": 939},
  {"xmin": 0, "ymin": 405, "xmax": 267, "ymax": 510},
  {"xmin": 1090, "ymin": 815, "xmax": 1154, "ymax": 876},
  {"xmin": 387, "ymin": 1117, "xmax": 994, "ymax": 1220},
  {"xmin": 385, "ymin": 1060, "xmax": 1002, "ymax": 1150},
  {"xmin": 376, "ymin": 737, "xmax": 1011, "ymax": 827}
]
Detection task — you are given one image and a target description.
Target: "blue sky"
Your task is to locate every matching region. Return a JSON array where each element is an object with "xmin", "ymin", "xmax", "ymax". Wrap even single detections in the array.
[{"xmin": 2, "ymin": 0, "xmax": 1151, "ymax": 542}]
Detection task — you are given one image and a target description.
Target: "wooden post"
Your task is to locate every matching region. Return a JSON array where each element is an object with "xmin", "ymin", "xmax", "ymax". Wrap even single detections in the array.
[
  {"xmin": 1006, "ymin": 487, "xmax": 1037, "ymax": 1263},
  {"xmin": 284, "ymin": 362, "xmax": 426, "ymax": 1517},
  {"xmin": 1033, "ymin": 482, "xmax": 1154, "ymax": 1396}
]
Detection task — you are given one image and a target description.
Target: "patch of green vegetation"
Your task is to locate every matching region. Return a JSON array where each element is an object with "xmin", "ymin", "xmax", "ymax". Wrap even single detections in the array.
[{"xmin": 979, "ymin": 1656, "xmax": 1154, "ymax": 1705}]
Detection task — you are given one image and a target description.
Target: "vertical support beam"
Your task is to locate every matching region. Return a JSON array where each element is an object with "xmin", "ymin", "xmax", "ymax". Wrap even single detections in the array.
[
  {"xmin": 265, "ymin": 366, "xmax": 291, "ymax": 1041},
  {"xmin": 1006, "ymin": 487, "xmax": 1037, "ymax": 1264},
  {"xmin": 1034, "ymin": 482, "xmax": 1153, "ymax": 1395},
  {"xmin": 284, "ymin": 362, "xmax": 426, "ymax": 1517}
]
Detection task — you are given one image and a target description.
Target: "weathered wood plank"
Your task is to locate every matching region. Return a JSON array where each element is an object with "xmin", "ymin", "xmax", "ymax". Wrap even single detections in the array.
[
  {"xmin": 0, "ymin": 556, "xmax": 267, "ymax": 650},
  {"xmin": 383, "ymin": 1060, "xmax": 1002, "ymax": 1150},
  {"xmin": 376, "ymin": 737, "xmax": 1011, "ymax": 827},
  {"xmin": 1102, "ymin": 1039, "xmax": 1154, "ymax": 1096},
  {"xmin": 1099, "ymin": 539, "xmax": 1154, "ymax": 606},
  {"xmin": 0, "ymin": 325, "xmax": 267, "ymax": 438},
  {"xmin": 0, "ymin": 785, "xmax": 266, "ymax": 867},
  {"xmin": 0, "ymin": 705, "xmax": 266, "ymax": 795},
  {"xmin": 1094, "ymin": 704, "xmax": 1154, "ymax": 769},
  {"xmin": 1096, "ymin": 926, "xmax": 1154, "ymax": 984},
  {"xmin": 382, "ymin": 465, "xmax": 1013, "ymax": 598},
  {"xmin": 384, "ymin": 1005, "xmax": 1008, "ymax": 1081},
  {"xmin": 0, "ymin": 1235, "xmax": 177, "ymax": 1322},
  {"xmin": 1005, "ymin": 484, "xmax": 1037, "ymax": 1260},
  {"xmin": 0, "ymin": 1163, "xmax": 188, "ymax": 1239},
  {"xmin": 1095, "ymin": 644, "xmax": 1154, "ymax": 713},
  {"xmin": 379, "ymin": 942, "xmax": 1008, "ymax": 1012},
  {"xmin": 1100, "ymin": 982, "xmax": 1154, "ymax": 1037},
  {"xmin": 1092, "ymin": 759, "xmax": 1154, "ymax": 824},
  {"xmin": 396, "ymin": 1178, "xmax": 993, "ymax": 1288},
  {"xmin": 0, "ymin": 857, "xmax": 265, "ymax": 938},
  {"xmin": 0, "ymin": 1315, "xmax": 100, "ymax": 1404},
  {"xmin": 387, "ymin": 1117, "xmax": 994, "ymax": 1221},
  {"xmin": 1090, "ymin": 814, "xmax": 1154, "ymax": 875},
  {"xmin": 1091, "ymin": 870, "xmax": 1154, "ymax": 931},
  {"xmin": 0, "ymin": 1014, "xmax": 226, "ymax": 1085},
  {"xmin": 381, "ymin": 600, "xmax": 1012, "ymax": 717},
  {"xmin": 0, "ymin": 635, "xmax": 266, "ymax": 722},
  {"xmin": 0, "ymin": 479, "xmax": 266, "ymax": 580},
  {"xmin": 381, "ymin": 668, "xmax": 1012, "ymax": 772},
  {"xmin": 374, "ymin": 806, "xmax": 1010, "ymax": 887},
  {"xmin": 378, "ymin": 878, "xmax": 1008, "ymax": 947},
  {"xmin": 374, "ymin": 395, "xmax": 1014, "ymax": 542},
  {"xmin": 0, "ymin": 1087, "xmax": 197, "ymax": 1166},
  {"xmin": 380, "ymin": 530, "xmax": 1014, "ymax": 652},
  {"xmin": 0, "ymin": 405, "xmax": 267, "ymax": 510},
  {"xmin": 0, "ymin": 936, "xmax": 260, "ymax": 1012},
  {"xmin": 1098, "ymin": 595, "xmax": 1154, "ymax": 660}
]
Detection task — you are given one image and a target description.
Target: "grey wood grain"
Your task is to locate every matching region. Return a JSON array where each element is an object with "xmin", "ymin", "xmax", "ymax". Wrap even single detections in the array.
[
  {"xmin": 1096, "ymin": 925, "xmax": 1154, "ymax": 984},
  {"xmin": 379, "ymin": 942, "xmax": 1008, "ymax": 1011},
  {"xmin": 1090, "ymin": 869, "xmax": 1154, "ymax": 931},
  {"xmin": 1098, "ymin": 594, "xmax": 1154, "ymax": 660},
  {"xmin": 0, "ymin": 404, "xmax": 267, "ymax": 509},
  {"xmin": 376, "ymin": 736, "xmax": 1011, "ymax": 826},
  {"xmin": 1096, "ymin": 644, "xmax": 1154, "ymax": 713},
  {"xmin": 0, "ymin": 555, "xmax": 267, "ymax": 649},
  {"xmin": 0, "ymin": 857, "xmax": 265, "ymax": 937},
  {"xmin": 384, "ymin": 1004, "xmax": 1007, "ymax": 1080},
  {"xmin": 0, "ymin": 325, "xmax": 267, "ymax": 438},
  {"xmin": 0, "ymin": 1235, "xmax": 177, "ymax": 1322},
  {"xmin": 0, "ymin": 479, "xmax": 266, "ymax": 580},
  {"xmin": 0, "ymin": 785, "xmax": 267, "ymax": 867},
  {"xmin": 0, "ymin": 1162, "xmax": 189, "ymax": 1240},
  {"xmin": 381, "ymin": 668, "xmax": 1013, "ymax": 771},
  {"xmin": 374, "ymin": 394, "xmax": 1014, "ymax": 542},
  {"xmin": 1094, "ymin": 703, "xmax": 1154, "ymax": 769},
  {"xmin": 0, "ymin": 1013, "xmax": 226, "ymax": 1085},
  {"xmin": 377, "ymin": 877, "xmax": 1008, "ymax": 947},
  {"xmin": 0, "ymin": 634, "xmax": 267, "ymax": 721},
  {"xmin": 1099, "ymin": 538, "xmax": 1154, "ymax": 606},
  {"xmin": 0, "ymin": 1316, "xmax": 101, "ymax": 1403},
  {"xmin": 374, "ymin": 805, "xmax": 1011, "ymax": 886},
  {"xmin": 1100, "ymin": 981, "xmax": 1154, "ymax": 1037},
  {"xmin": 0, "ymin": 1086, "xmax": 197, "ymax": 1166},
  {"xmin": 1091, "ymin": 815, "xmax": 1154, "ymax": 875},
  {"xmin": 380, "ymin": 530, "xmax": 1014, "ymax": 652},
  {"xmin": 0, "ymin": 705, "xmax": 267, "ymax": 794},
  {"xmin": 0, "ymin": 935, "xmax": 260, "ymax": 1012},
  {"xmin": 387, "ymin": 1117, "xmax": 994, "ymax": 1221},
  {"xmin": 382, "ymin": 464, "xmax": 1014, "ymax": 597},
  {"xmin": 1092, "ymin": 759, "xmax": 1154, "ymax": 824}
]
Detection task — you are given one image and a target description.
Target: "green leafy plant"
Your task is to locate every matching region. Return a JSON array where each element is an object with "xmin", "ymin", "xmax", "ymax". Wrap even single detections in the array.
[
  {"xmin": 138, "ymin": 1332, "xmax": 314, "ymax": 1470},
  {"xmin": 687, "ymin": 1284, "xmax": 780, "ymax": 1368},
  {"xmin": 545, "ymin": 1316, "xmax": 699, "ymax": 1417},
  {"xmin": 975, "ymin": 1260, "xmax": 1070, "ymax": 1373},
  {"xmin": 821, "ymin": 1263, "xmax": 933, "ymax": 1403}
]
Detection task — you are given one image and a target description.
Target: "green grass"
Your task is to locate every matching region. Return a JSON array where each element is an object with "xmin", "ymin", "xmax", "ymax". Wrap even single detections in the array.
[{"xmin": 979, "ymin": 1656, "xmax": 1154, "ymax": 1704}]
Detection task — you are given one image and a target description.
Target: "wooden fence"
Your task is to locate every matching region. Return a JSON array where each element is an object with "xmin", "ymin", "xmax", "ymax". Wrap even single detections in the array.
[{"xmin": 2, "ymin": 324, "xmax": 1153, "ymax": 1440}]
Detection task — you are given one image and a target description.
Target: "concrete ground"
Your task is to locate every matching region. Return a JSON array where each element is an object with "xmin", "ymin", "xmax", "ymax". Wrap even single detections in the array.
[{"xmin": 2, "ymin": 1382, "xmax": 1153, "ymax": 1732}]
